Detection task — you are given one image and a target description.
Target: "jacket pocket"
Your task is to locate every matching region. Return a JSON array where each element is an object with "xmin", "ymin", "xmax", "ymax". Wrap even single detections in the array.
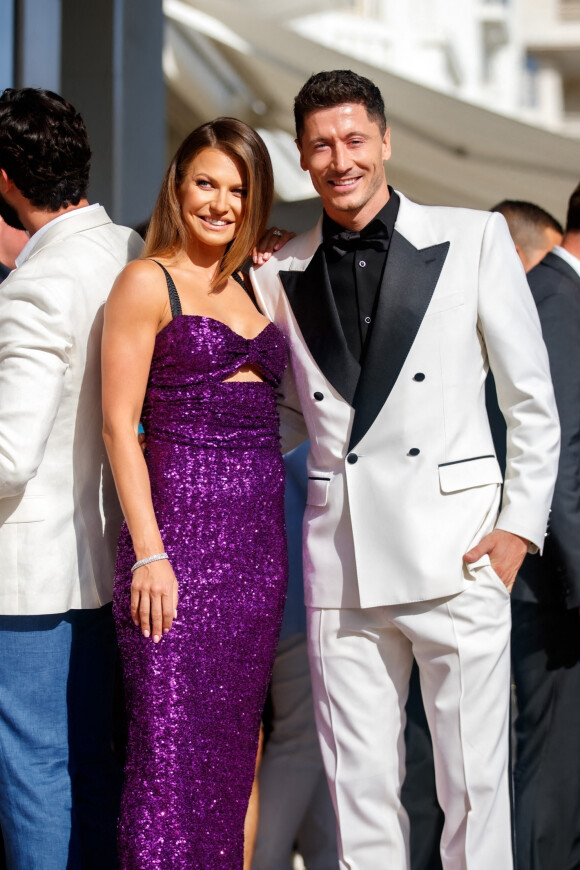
[
  {"xmin": 0, "ymin": 494, "xmax": 46, "ymax": 524},
  {"xmin": 438, "ymin": 455, "xmax": 502, "ymax": 493},
  {"xmin": 466, "ymin": 554, "xmax": 511, "ymax": 600},
  {"xmin": 306, "ymin": 475, "xmax": 331, "ymax": 507},
  {"xmin": 425, "ymin": 291, "xmax": 464, "ymax": 316}
]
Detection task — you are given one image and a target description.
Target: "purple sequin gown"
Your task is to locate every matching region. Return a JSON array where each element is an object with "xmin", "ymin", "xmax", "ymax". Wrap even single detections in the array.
[{"xmin": 113, "ymin": 269, "xmax": 288, "ymax": 869}]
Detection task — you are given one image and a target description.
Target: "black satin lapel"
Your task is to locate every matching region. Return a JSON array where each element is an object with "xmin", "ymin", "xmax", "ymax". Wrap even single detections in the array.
[
  {"xmin": 349, "ymin": 232, "xmax": 450, "ymax": 450},
  {"xmin": 280, "ymin": 246, "xmax": 360, "ymax": 405}
]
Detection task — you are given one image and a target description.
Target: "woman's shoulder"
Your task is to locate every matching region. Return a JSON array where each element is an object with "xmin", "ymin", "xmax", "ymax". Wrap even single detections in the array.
[
  {"xmin": 108, "ymin": 257, "xmax": 174, "ymax": 315},
  {"xmin": 122, "ymin": 256, "xmax": 173, "ymax": 282}
]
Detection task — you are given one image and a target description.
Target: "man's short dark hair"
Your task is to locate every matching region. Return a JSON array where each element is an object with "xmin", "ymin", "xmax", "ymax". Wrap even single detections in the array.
[
  {"xmin": 294, "ymin": 70, "xmax": 387, "ymax": 141},
  {"xmin": 491, "ymin": 200, "xmax": 563, "ymax": 237},
  {"xmin": 565, "ymin": 183, "xmax": 580, "ymax": 233},
  {"xmin": 0, "ymin": 88, "xmax": 91, "ymax": 211}
]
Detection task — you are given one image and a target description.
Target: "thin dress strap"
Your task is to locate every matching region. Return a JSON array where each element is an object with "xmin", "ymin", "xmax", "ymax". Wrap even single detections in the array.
[{"xmin": 152, "ymin": 260, "xmax": 182, "ymax": 318}]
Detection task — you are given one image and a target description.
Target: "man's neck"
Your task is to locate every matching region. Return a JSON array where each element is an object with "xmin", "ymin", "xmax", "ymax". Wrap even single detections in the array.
[
  {"xmin": 562, "ymin": 231, "xmax": 580, "ymax": 262},
  {"xmin": 23, "ymin": 199, "xmax": 91, "ymax": 236},
  {"xmin": 323, "ymin": 187, "xmax": 391, "ymax": 232}
]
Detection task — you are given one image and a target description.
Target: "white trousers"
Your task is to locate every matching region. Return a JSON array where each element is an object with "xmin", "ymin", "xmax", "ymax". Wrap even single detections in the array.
[
  {"xmin": 307, "ymin": 564, "xmax": 513, "ymax": 870},
  {"xmin": 253, "ymin": 633, "xmax": 339, "ymax": 870}
]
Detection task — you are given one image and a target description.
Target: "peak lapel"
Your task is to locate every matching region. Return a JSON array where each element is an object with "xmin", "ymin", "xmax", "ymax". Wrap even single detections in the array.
[
  {"xmin": 348, "ymin": 231, "xmax": 450, "ymax": 450},
  {"xmin": 280, "ymin": 245, "xmax": 360, "ymax": 405}
]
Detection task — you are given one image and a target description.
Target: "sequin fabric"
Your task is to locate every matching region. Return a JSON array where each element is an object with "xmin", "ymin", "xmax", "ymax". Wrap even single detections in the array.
[{"xmin": 113, "ymin": 314, "xmax": 289, "ymax": 869}]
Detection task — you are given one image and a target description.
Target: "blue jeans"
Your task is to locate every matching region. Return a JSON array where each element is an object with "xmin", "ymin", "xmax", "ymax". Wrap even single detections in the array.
[{"xmin": 0, "ymin": 605, "xmax": 121, "ymax": 870}]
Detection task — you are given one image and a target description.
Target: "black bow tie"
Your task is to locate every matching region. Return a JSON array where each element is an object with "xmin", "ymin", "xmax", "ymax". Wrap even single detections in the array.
[{"xmin": 323, "ymin": 220, "xmax": 390, "ymax": 259}]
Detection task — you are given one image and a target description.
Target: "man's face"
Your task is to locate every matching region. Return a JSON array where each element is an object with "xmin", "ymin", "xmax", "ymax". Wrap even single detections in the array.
[{"xmin": 297, "ymin": 103, "xmax": 391, "ymax": 230}]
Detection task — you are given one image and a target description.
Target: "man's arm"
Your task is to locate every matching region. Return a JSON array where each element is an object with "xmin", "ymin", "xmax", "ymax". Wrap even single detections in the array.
[
  {"xmin": 250, "ymin": 259, "xmax": 308, "ymax": 453},
  {"xmin": 465, "ymin": 214, "xmax": 560, "ymax": 583},
  {"xmin": 0, "ymin": 272, "xmax": 69, "ymax": 496}
]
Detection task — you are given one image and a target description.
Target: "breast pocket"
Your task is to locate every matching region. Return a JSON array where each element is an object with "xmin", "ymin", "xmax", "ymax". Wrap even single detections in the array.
[{"xmin": 426, "ymin": 291, "xmax": 464, "ymax": 316}]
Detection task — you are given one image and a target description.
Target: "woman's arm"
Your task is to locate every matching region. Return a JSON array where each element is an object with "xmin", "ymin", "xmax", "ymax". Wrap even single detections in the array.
[{"xmin": 102, "ymin": 259, "xmax": 178, "ymax": 642}]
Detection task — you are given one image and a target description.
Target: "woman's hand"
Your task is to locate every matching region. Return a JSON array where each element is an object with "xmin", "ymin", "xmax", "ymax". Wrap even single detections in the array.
[
  {"xmin": 252, "ymin": 227, "xmax": 296, "ymax": 266},
  {"xmin": 131, "ymin": 559, "xmax": 179, "ymax": 642}
]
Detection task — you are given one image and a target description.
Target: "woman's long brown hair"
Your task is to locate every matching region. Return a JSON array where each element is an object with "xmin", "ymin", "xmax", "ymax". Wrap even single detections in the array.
[{"xmin": 144, "ymin": 117, "xmax": 274, "ymax": 290}]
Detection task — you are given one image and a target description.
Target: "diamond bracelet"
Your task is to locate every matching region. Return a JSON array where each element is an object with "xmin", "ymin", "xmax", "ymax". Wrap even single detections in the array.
[{"xmin": 131, "ymin": 552, "xmax": 169, "ymax": 573}]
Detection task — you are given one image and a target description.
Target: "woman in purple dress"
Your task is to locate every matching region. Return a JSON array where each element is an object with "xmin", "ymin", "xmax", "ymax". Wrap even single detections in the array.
[{"xmin": 102, "ymin": 119, "xmax": 288, "ymax": 869}]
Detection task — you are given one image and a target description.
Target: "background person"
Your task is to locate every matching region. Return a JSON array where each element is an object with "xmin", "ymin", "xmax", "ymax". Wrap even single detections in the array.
[
  {"xmin": 0, "ymin": 87, "xmax": 142, "ymax": 870},
  {"xmin": 251, "ymin": 69, "xmax": 560, "ymax": 870},
  {"xmin": 491, "ymin": 200, "xmax": 563, "ymax": 272},
  {"xmin": 102, "ymin": 118, "xmax": 288, "ymax": 869}
]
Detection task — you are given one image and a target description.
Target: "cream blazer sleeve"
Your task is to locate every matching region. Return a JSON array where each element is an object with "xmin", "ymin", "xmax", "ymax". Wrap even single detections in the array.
[{"xmin": 0, "ymin": 269, "xmax": 70, "ymax": 497}]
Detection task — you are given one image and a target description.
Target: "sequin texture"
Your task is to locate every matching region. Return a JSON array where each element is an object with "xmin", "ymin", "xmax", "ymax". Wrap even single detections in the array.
[{"xmin": 113, "ymin": 316, "xmax": 288, "ymax": 869}]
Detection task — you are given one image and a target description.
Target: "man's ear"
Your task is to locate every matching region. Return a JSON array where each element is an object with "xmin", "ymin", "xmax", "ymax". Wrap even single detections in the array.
[
  {"xmin": 0, "ymin": 169, "xmax": 15, "ymax": 194},
  {"xmin": 295, "ymin": 138, "xmax": 307, "ymax": 173},
  {"xmin": 382, "ymin": 127, "xmax": 392, "ymax": 163}
]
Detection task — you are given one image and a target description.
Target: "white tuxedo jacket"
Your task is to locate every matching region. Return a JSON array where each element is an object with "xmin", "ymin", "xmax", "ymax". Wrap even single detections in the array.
[
  {"xmin": 251, "ymin": 193, "xmax": 560, "ymax": 608},
  {"xmin": 0, "ymin": 206, "xmax": 143, "ymax": 615}
]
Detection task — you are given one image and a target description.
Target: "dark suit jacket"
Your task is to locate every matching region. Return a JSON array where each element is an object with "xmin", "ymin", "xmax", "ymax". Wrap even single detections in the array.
[{"xmin": 514, "ymin": 251, "xmax": 580, "ymax": 608}]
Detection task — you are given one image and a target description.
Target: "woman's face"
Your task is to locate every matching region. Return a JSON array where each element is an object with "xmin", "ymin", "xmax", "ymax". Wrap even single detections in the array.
[{"xmin": 178, "ymin": 147, "xmax": 247, "ymax": 250}]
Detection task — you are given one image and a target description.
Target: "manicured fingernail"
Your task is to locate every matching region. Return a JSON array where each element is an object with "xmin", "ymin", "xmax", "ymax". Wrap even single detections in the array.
[
  {"xmin": 163, "ymin": 628, "xmax": 169, "ymax": 634},
  {"xmin": 153, "ymin": 634, "xmax": 160, "ymax": 643},
  {"xmin": 143, "ymin": 629, "xmax": 150, "ymax": 638}
]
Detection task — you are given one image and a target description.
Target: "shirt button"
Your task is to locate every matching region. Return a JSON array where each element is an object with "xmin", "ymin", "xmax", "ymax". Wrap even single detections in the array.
[
  {"xmin": 408, "ymin": 448, "xmax": 421, "ymax": 456},
  {"xmin": 313, "ymin": 391, "xmax": 324, "ymax": 401},
  {"xmin": 347, "ymin": 453, "xmax": 358, "ymax": 464},
  {"xmin": 413, "ymin": 372, "xmax": 426, "ymax": 381},
  {"xmin": 364, "ymin": 316, "xmax": 371, "ymax": 324},
  {"xmin": 358, "ymin": 260, "xmax": 366, "ymax": 268}
]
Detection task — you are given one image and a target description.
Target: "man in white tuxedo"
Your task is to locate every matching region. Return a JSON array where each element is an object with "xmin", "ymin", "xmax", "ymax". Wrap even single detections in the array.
[
  {"xmin": 0, "ymin": 88, "xmax": 142, "ymax": 869},
  {"xmin": 251, "ymin": 70, "xmax": 560, "ymax": 870}
]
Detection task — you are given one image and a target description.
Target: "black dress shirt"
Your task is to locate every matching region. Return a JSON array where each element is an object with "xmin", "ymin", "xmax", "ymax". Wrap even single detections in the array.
[{"xmin": 322, "ymin": 188, "xmax": 400, "ymax": 362}]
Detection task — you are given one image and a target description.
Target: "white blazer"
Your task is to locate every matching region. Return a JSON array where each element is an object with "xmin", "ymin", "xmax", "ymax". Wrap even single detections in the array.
[
  {"xmin": 251, "ymin": 192, "xmax": 560, "ymax": 609},
  {"xmin": 0, "ymin": 206, "xmax": 143, "ymax": 615}
]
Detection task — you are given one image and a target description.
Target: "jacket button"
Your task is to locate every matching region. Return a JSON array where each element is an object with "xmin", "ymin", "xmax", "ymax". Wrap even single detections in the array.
[
  {"xmin": 413, "ymin": 373, "xmax": 425, "ymax": 381},
  {"xmin": 313, "ymin": 391, "xmax": 324, "ymax": 401},
  {"xmin": 408, "ymin": 448, "xmax": 421, "ymax": 456},
  {"xmin": 347, "ymin": 453, "xmax": 358, "ymax": 464}
]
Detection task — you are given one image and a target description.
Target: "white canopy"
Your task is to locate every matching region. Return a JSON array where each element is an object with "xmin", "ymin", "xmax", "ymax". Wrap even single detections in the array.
[{"xmin": 163, "ymin": 0, "xmax": 579, "ymax": 222}]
